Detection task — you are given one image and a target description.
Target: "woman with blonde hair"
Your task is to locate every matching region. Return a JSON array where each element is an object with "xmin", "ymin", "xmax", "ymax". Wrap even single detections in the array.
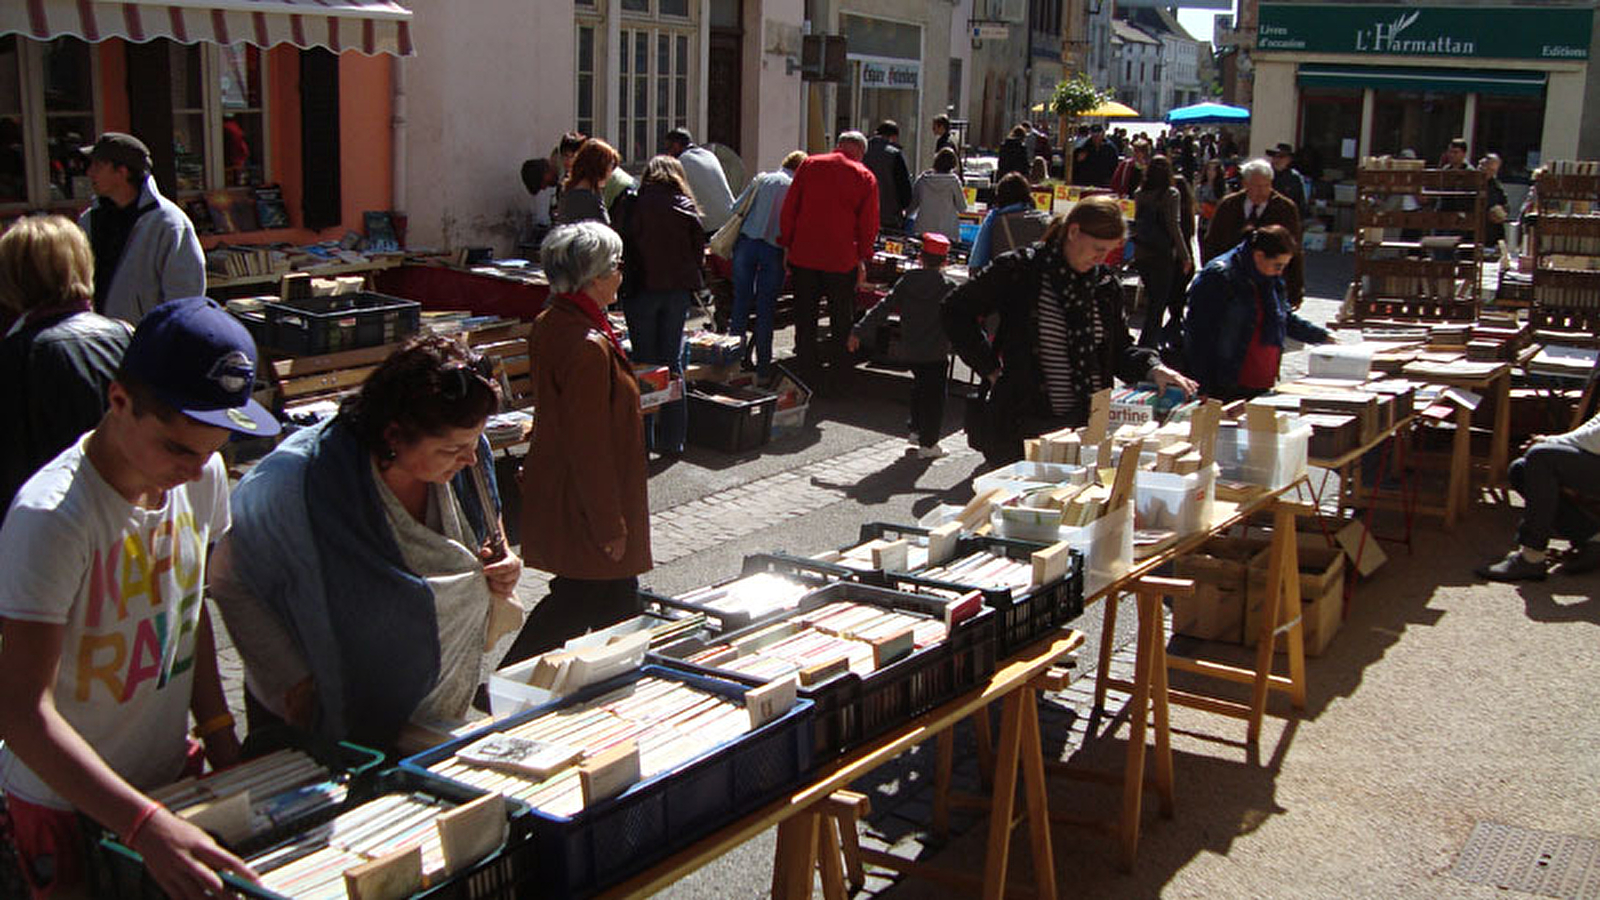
[
  {"xmin": 0, "ymin": 215, "xmax": 132, "ymax": 516},
  {"xmin": 621, "ymin": 154, "xmax": 705, "ymax": 456},
  {"xmin": 943, "ymin": 196, "xmax": 1196, "ymax": 466},
  {"xmin": 557, "ymin": 138, "xmax": 620, "ymax": 225}
]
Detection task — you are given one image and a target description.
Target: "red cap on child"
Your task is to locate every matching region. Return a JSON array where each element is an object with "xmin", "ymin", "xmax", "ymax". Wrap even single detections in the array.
[{"xmin": 920, "ymin": 232, "xmax": 951, "ymax": 257}]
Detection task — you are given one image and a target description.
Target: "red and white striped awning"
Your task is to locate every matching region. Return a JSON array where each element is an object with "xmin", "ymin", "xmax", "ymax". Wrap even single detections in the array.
[{"xmin": 2, "ymin": 0, "xmax": 414, "ymax": 56}]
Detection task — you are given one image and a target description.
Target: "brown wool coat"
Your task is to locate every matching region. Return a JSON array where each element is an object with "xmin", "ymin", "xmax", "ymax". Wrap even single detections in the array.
[
  {"xmin": 1201, "ymin": 189, "xmax": 1304, "ymax": 304},
  {"xmin": 520, "ymin": 295, "xmax": 652, "ymax": 580}
]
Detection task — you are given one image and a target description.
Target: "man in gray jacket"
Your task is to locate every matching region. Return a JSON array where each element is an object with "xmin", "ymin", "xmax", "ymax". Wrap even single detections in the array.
[{"xmin": 78, "ymin": 133, "xmax": 206, "ymax": 324}]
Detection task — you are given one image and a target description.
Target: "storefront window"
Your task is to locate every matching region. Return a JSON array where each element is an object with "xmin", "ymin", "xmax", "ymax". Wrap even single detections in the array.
[
  {"xmin": 1474, "ymin": 96, "xmax": 1543, "ymax": 182},
  {"xmin": 0, "ymin": 36, "xmax": 24, "ymax": 204},
  {"xmin": 1370, "ymin": 91, "xmax": 1463, "ymax": 165},
  {"xmin": 839, "ymin": 15, "xmax": 923, "ymax": 166},
  {"xmin": 1299, "ymin": 88, "xmax": 1360, "ymax": 181},
  {"xmin": 218, "ymin": 45, "xmax": 264, "ymax": 187},
  {"xmin": 169, "ymin": 43, "xmax": 207, "ymax": 193},
  {"xmin": 43, "ymin": 38, "xmax": 96, "ymax": 203}
]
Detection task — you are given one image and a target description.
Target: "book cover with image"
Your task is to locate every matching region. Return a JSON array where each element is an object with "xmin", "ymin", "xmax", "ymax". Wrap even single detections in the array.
[
  {"xmin": 206, "ymin": 189, "xmax": 258, "ymax": 234},
  {"xmin": 253, "ymin": 184, "xmax": 290, "ymax": 229}
]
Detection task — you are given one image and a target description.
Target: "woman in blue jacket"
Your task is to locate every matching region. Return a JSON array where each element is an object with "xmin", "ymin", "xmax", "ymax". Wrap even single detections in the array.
[{"xmin": 1180, "ymin": 225, "xmax": 1330, "ymax": 400}]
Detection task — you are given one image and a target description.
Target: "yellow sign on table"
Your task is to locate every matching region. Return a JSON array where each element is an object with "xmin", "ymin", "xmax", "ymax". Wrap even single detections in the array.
[
  {"xmin": 883, "ymin": 240, "xmax": 903, "ymax": 256},
  {"xmin": 1032, "ymin": 190, "xmax": 1054, "ymax": 212},
  {"xmin": 962, "ymin": 186, "xmax": 978, "ymax": 206}
]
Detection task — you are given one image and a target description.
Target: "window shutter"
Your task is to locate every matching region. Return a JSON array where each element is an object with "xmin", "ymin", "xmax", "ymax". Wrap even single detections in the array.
[
  {"xmin": 300, "ymin": 48, "xmax": 341, "ymax": 231},
  {"xmin": 125, "ymin": 41, "xmax": 177, "ymax": 197}
]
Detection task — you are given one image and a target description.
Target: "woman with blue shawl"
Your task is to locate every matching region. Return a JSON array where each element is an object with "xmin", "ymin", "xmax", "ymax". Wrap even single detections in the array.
[{"xmin": 210, "ymin": 335, "xmax": 524, "ymax": 753}]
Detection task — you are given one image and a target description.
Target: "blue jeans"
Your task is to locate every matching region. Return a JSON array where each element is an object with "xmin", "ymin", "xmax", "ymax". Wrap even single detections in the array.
[
  {"xmin": 623, "ymin": 289, "xmax": 690, "ymax": 453},
  {"xmin": 730, "ymin": 235, "xmax": 784, "ymax": 374}
]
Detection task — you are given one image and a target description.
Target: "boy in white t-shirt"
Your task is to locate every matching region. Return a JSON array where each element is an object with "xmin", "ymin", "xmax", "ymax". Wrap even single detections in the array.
[{"xmin": 0, "ymin": 296, "xmax": 280, "ymax": 899}]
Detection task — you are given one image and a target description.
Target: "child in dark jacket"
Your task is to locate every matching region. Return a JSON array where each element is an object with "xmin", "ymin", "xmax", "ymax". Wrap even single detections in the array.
[{"xmin": 848, "ymin": 232, "xmax": 957, "ymax": 458}]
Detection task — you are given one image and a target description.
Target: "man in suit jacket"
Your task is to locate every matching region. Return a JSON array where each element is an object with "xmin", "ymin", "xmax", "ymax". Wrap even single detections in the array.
[{"xmin": 1203, "ymin": 157, "xmax": 1304, "ymax": 307}]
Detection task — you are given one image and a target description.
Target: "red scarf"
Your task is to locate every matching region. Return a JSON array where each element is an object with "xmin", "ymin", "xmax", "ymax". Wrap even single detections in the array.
[{"xmin": 560, "ymin": 292, "xmax": 628, "ymax": 360}]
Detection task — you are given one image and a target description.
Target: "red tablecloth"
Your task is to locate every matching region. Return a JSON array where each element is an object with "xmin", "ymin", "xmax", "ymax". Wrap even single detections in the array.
[{"xmin": 374, "ymin": 265, "xmax": 550, "ymax": 320}]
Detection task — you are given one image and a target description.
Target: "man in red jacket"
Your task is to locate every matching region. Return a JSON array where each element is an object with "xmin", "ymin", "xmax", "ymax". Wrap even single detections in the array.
[{"xmin": 778, "ymin": 131, "xmax": 879, "ymax": 393}]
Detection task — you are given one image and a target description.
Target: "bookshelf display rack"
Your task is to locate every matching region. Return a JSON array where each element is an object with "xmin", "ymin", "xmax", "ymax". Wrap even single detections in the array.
[
  {"xmin": 1529, "ymin": 164, "xmax": 1600, "ymax": 334},
  {"xmin": 207, "ymin": 256, "xmax": 404, "ymax": 292},
  {"xmin": 1351, "ymin": 165, "xmax": 1486, "ymax": 322}
]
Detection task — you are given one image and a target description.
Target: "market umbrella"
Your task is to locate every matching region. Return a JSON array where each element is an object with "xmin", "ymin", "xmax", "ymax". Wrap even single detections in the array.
[
  {"xmin": 1165, "ymin": 102, "xmax": 1251, "ymax": 125},
  {"xmin": 1082, "ymin": 99, "xmax": 1140, "ymax": 118}
]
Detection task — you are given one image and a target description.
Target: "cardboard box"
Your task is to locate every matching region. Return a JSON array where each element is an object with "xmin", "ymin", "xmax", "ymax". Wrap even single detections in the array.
[
  {"xmin": 1244, "ymin": 545, "xmax": 1345, "ymax": 656},
  {"xmin": 1170, "ymin": 537, "xmax": 1270, "ymax": 643}
]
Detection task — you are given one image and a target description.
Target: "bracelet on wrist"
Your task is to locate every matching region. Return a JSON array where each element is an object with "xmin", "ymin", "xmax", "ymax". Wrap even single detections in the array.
[
  {"xmin": 193, "ymin": 712, "xmax": 235, "ymax": 740},
  {"xmin": 124, "ymin": 800, "xmax": 162, "ymax": 847}
]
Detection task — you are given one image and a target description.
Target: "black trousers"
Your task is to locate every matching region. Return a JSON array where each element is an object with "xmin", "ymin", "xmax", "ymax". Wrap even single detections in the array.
[
  {"xmin": 909, "ymin": 361, "xmax": 947, "ymax": 447},
  {"xmin": 789, "ymin": 265, "xmax": 857, "ymax": 388},
  {"xmin": 498, "ymin": 575, "xmax": 641, "ymax": 666}
]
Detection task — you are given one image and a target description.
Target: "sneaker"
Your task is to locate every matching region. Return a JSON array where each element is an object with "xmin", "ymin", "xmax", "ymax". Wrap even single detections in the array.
[
  {"xmin": 915, "ymin": 444, "xmax": 948, "ymax": 460},
  {"xmin": 1558, "ymin": 541, "xmax": 1600, "ymax": 575},
  {"xmin": 1475, "ymin": 550, "xmax": 1548, "ymax": 583}
]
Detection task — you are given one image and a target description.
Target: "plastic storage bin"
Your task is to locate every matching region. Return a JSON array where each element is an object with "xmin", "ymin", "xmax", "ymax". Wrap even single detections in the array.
[
  {"xmin": 641, "ymin": 555, "xmax": 845, "ymax": 634},
  {"xmin": 404, "ymin": 666, "xmax": 813, "ymax": 899},
  {"xmin": 973, "ymin": 460, "xmax": 1091, "ymax": 495},
  {"xmin": 686, "ymin": 382, "xmax": 777, "ymax": 453},
  {"xmin": 99, "ymin": 767, "xmax": 530, "ymax": 900},
  {"xmin": 1134, "ymin": 464, "xmax": 1218, "ymax": 536},
  {"xmin": 1214, "ymin": 423, "xmax": 1312, "ymax": 489},
  {"xmin": 852, "ymin": 522, "xmax": 1084, "ymax": 654},
  {"xmin": 651, "ymin": 583, "xmax": 995, "ymax": 758},
  {"xmin": 262, "ymin": 291, "xmax": 420, "ymax": 355}
]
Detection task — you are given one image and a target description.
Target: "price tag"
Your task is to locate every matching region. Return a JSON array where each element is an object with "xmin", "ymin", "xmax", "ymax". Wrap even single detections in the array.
[
  {"xmin": 1032, "ymin": 190, "xmax": 1054, "ymax": 212},
  {"xmin": 884, "ymin": 240, "xmax": 903, "ymax": 256}
]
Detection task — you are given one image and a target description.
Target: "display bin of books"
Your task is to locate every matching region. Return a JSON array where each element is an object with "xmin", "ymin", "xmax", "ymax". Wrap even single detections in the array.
[
  {"xmin": 847, "ymin": 522, "xmax": 1085, "ymax": 655},
  {"xmin": 99, "ymin": 765, "xmax": 530, "ymax": 900},
  {"xmin": 403, "ymin": 666, "xmax": 814, "ymax": 899},
  {"xmin": 1134, "ymin": 463, "xmax": 1218, "ymax": 537},
  {"xmin": 649, "ymin": 582, "xmax": 996, "ymax": 758},
  {"xmin": 640, "ymin": 557, "xmax": 845, "ymax": 633},
  {"xmin": 261, "ymin": 291, "xmax": 422, "ymax": 355},
  {"xmin": 1213, "ymin": 422, "xmax": 1312, "ymax": 489},
  {"xmin": 685, "ymin": 381, "xmax": 778, "ymax": 453},
  {"xmin": 972, "ymin": 460, "xmax": 1092, "ymax": 496}
]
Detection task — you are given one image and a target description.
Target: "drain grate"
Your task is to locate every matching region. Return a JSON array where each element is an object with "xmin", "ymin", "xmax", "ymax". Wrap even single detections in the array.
[{"xmin": 1452, "ymin": 822, "xmax": 1600, "ymax": 899}]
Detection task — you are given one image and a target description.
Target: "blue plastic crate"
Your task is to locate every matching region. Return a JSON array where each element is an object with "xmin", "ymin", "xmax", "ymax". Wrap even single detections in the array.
[
  {"xmin": 401, "ymin": 665, "xmax": 814, "ymax": 899},
  {"xmin": 651, "ymin": 581, "xmax": 997, "ymax": 758}
]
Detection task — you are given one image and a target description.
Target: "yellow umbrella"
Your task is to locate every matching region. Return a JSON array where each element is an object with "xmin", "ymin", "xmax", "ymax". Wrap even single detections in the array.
[
  {"xmin": 1082, "ymin": 99, "xmax": 1140, "ymax": 118},
  {"xmin": 1030, "ymin": 101, "xmax": 1049, "ymax": 113}
]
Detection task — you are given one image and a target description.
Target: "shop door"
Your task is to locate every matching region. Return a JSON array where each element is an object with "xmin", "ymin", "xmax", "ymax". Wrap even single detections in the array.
[{"xmin": 707, "ymin": 30, "xmax": 741, "ymax": 153}]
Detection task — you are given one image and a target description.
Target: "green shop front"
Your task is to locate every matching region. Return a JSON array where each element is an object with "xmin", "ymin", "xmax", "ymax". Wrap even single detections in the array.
[{"xmin": 1248, "ymin": 3, "xmax": 1593, "ymax": 183}]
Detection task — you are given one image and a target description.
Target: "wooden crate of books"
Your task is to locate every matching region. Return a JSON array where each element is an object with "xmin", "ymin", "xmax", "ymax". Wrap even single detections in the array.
[
  {"xmin": 404, "ymin": 666, "xmax": 813, "ymax": 899},
  {"xmin": 650, "ymin": 582, "xmax": 996, "ymax": 758}
]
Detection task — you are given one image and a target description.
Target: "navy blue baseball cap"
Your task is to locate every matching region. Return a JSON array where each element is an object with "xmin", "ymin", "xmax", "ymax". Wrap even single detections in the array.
[{"xmin": 121, "ymin": 297, "xmax": 281, "ymax": 437}]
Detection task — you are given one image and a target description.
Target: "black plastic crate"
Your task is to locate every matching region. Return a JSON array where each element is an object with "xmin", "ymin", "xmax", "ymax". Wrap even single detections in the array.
[
  {"xmin": 262, "ymin": 290, "xmax": 420, "ymax": 355},
  {"xmin": 651, "ymin": 582, "xmax": 996, "ymax": 759},
  {"xmin": 402, "ymin": 665, "xmax": 814, "ymax": 899},
  {"xmin": 97, "ymin": 765, "xmax": 530, "ymax": 900},
  {"xmin": 685, "ymin": 381, "xmax": 776, "ymax": 453},
  {"xmin": 640, "ymin": 555, "xmax": 845, "ymax": 634},
  {"xmin": 852, "ymin": 522, "xmax": 1086, "ymax": 657}
]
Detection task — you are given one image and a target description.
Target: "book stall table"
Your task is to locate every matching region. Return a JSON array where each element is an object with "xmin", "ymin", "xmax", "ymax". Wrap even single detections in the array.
[
  {"xmin": 1399, "ymin": 359, "xmax": 1513, "ymax": 526},
  {"xmin": 1304, "ymin": 414, "xmax": 1421, "ymax": 595},
  {"xmin": 375, "ymin": 264, "xmax": 553, "ymax": 321},
  {"xmin": 207, "ymin": 255, "xmax": 406, "ymax": 295}
]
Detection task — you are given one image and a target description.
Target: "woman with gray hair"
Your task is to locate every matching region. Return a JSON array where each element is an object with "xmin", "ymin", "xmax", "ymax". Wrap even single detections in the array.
[{"xmin": 510, "ymin": 221, "xmax": 652, "ymax": 659}]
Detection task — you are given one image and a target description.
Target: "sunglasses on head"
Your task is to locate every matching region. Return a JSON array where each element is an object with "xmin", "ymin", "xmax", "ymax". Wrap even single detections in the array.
[{"xmin": 441, "ymin": 353, "xmax": 497, "ymax": 402}]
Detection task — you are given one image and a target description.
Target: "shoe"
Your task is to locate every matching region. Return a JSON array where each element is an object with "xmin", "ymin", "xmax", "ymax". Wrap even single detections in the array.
[
  {"xmin": 1558, "ymin": 541, "xmax": 1600, "ymax": 575},
  {"xmin": 915, "ymin": 445, "xmax": 948, "ymax": 460},
  {"xmin": 1475, "ymin": 550, "xmax": 1547, "ymax": 583}
]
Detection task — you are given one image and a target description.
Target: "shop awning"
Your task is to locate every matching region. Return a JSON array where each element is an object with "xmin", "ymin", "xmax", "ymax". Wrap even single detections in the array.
[
  {"xmin": 2, "ymin": 0, "xmax": 413, "ymax": 56},
  {"xmin": 1298, "ymin": 64, "xmax": 1544, "ymax": 97}
]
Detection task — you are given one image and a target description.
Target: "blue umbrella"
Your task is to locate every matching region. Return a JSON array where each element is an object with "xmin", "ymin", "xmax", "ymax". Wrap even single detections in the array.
[{"xmin": 1165, "ymin": 102, "xmax": 1251, "ymax": 125}]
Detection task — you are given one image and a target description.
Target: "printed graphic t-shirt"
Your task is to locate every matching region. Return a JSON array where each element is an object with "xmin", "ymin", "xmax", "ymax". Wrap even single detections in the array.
[{"xmin": 0, "ymin": 434, "xmax": 230, "ymax": 809}]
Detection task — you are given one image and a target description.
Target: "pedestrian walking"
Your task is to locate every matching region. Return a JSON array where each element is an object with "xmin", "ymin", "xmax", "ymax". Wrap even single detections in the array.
[
  {"xmin": 848, "ymin": 232, "xmax": 958, "ymax": 458},
  {"xmin": 864, "ymin": 121, "xmax": 914, "ymax": 231},
  {"xmin": 777, "ymin": 132, "xmax": 879, "ymax": 394},
  {"xmin": 996, "ymin": 125, "xmax": 1031, "ymax": 181},
  {"xmin": 906, "ymin": 147, "xmax": 967, "ymax": 248},
  {"xmin": 77, "ymin": 132, "xmax": 205, "ymax": 323},
  {"xmin": 1131, "ymin": 155, "xmax": 1193, "ymax": 350},
  {"xmin": 943, "ymin": 195, "xmax": 1195, "ymax": 467},
  {"xmin": 622, "ymin": 155, "xmax": 705, "ymax": 456},
  {"xmin": 728, "ymin": 151, "xmax": 805, "ymax": 379},
  {"xmin": 1203, "ymin": 158, "xmax": 1304, "ymax": 307},
  {"xmin": 1481, "ymin": 153, "xmax": 1509, "ymax": 252}
]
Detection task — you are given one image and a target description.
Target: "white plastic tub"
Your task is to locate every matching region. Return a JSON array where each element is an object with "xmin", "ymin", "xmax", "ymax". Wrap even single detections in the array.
[
  {"xmin": 1214, "ymin": 423, "xmax": 1312, "ymax": 489},
  {"xmin": 1135, "ymin": 464, "xmax": 1217, "ymax": 536},
  {"xmin": 973, "ymin": 461, "xmax": 1089, "ymax": 495}
]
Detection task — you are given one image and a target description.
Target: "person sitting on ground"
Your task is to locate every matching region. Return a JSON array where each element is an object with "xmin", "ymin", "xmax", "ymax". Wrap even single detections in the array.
[
  {"xmin": 0, "ymin": 215, "xmax": 132, "ymax": 520},
  {"xmin": 556, "ymin": 138, "xmax": 620, "ymax": 226},
  {"xmin": 906, "ymin": 147, "xmax": 967, "ymax": 248},
  {"xmin": 847, "ymin": 232, "xmax": 958, "ymax": 459},
  {"xmin": 0, "ymin": 297, "xmax": 277, "ymax": 900},
  {"xmin": 1180, "ymin": 225, "xmax": 1330, "ymax": 401},
  {"xmin": 968, "ymin": 172, "xmax": 1050, "ymax": 271},
  {"xmin": 211, "ymin": 335, "xmax": 523, "ymax": 754},
  {"xmin": 1475, "ymin": 411, "xmax": 1600, "ymax": 582},
  {"xmin": 944, "ymin": 196, "xmax": 1196, "ymax": 467}
]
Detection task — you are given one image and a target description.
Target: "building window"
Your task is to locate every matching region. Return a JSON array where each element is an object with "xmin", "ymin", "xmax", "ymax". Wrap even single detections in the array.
[
  {"xmin": 218, "ymin": 45, "xmax": 265, "ymax": 187},
  {"xmin": 617, "ymin": 25, "xmax": 694, "ymax": 162},
  {"xmin": 0, "ymin": 35, "xmax": 103, "ymax": 211},
  {"xmin": 576, "ymin": 25, "xmax": 596, "ymax": 138},
  {"xmin": 1474, "ymin": 95, "xmax": 1544, "ymax": 182},
  {"xmin": 162, "ymin": 42, "xmax": 270, "ymax": 196},
  {"xmin": 1299, "ymin": 87, "xmax": 1361, "ymax": 179},
  {"xmin": 0, "ymin": 36, "xmax": 22, "ymax": 204},
  {"xmin": 1371, "ymin": 90, "xmax": 1463, "ymax": 164}
]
